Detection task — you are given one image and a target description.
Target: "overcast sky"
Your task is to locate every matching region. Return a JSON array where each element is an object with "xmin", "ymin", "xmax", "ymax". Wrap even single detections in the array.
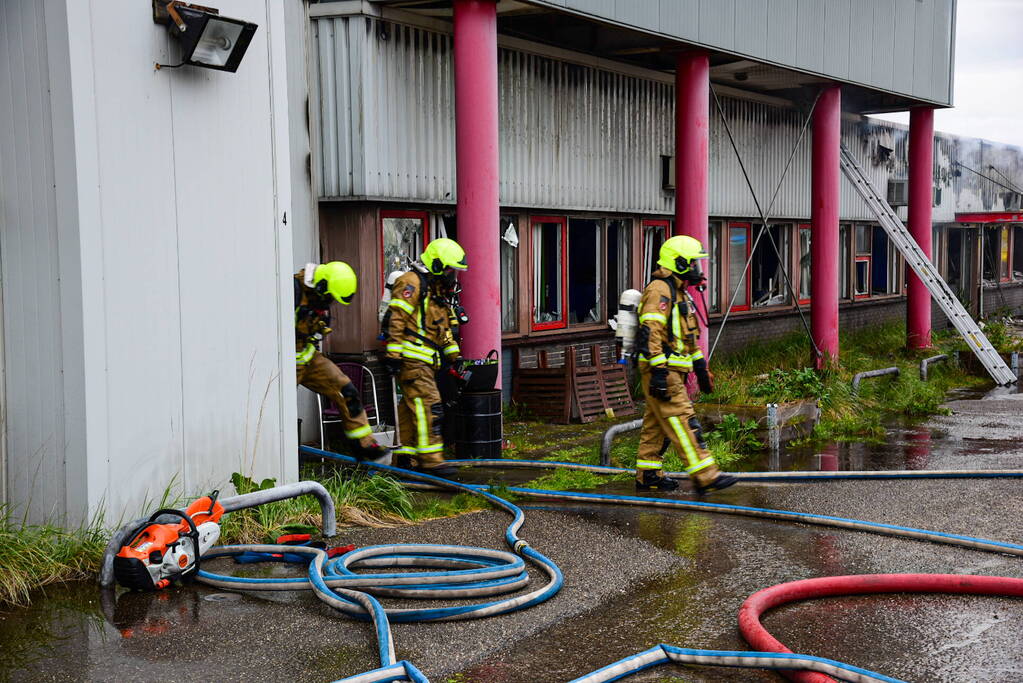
[{"xmin": 869, "ymin": 0, "xmax": 1023, "ymax": 148}]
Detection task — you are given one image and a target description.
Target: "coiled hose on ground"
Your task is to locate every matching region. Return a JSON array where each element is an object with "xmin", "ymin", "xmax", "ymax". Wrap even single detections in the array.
[{"xmin": 193, "ymin": 446, "xmax": 1023, "ymax": 683}]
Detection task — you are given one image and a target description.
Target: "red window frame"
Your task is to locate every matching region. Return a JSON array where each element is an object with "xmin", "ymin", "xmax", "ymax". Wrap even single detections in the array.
[
  {"xmin": 380, "ymin": 209, "xmax": 429, "ymax": 290},
  {"xmin": 854, "ymin": 256, "xmax": 871, "ymax": 300},
  {"xmin": 725, "ymin": 222, "xmax": 752, "ymax": 312},
  {"xmin": 797, "ymin": 223, "xmax": 811, "ymax": 305},
  {"xmin": 530, "ymin": 215, "xmax": 569, "ymax": 331},
  {"xmin": 641, "ymin": 219, "xmax": 670, "ymax": 275}
]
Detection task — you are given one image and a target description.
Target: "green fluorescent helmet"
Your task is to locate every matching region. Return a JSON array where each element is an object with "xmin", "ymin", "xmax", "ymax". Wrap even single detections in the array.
[
  {"xmin": 313, "ymin": 261, "xmax": 358, "ymax": 304},
  {"xmin": 421, "ymin": 238, "xmax": 468, "ymax": 275},
  {"xmin": 657, "ymin": 235, "xmax": 709, "ymax": 275}
]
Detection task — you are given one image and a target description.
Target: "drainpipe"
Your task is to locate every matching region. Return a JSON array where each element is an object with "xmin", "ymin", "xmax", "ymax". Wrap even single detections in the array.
[
  {"xmin": 675, "ymin": 51, "xmax": 710, "ymax": 358},
  {"xmin": 907, "ymin": 108, "xmax": 934, "ymax": 349},
  {"xmin": 811, "ymin": 85, "xmax": 841, "ymax": 367},
  {"xmin": 453, "ymin": 0, "xmax": 501, "ymax": 384}
]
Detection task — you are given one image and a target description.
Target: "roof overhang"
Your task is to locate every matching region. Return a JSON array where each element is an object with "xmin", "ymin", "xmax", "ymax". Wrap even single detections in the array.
[{"xmin": 955, "ymin": 212, "xmax": 1023, "ymax": 224}]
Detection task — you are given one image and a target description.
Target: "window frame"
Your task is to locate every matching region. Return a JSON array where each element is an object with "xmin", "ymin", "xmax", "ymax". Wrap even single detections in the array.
[
  {"xmin": 725, "ymin": 221, "xmax": 753, "ymax": 312},
  {"xmin": 1000, "ymin": 226, "xmax": 1012, "ymax": 282},
  {"xmin": 641, "ymin": 219, "xmax": 670, "ymax": 278},
  {"xmin": 854, "ymin": 256, "xmax": 871, "ymax": 300},
  {"xmin": 380, "ymin": 209, "xmax": 429, "ymax": 290},
  {"xmin": 529, "ymin": 215, "xmax": 569, "ymax": 332},
  {"xmin": 797, "ymin": 223, "xmax": 811, "ymax": 305}
]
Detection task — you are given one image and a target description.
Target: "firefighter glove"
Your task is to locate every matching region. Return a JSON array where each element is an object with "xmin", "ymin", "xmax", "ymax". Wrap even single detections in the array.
[
  {"xmin": 693, "ymin": 357, "xmax": 714, "ymax": 394},
  {"xmin": 649, "ymin": 367, "xmax": 670, "ymax": 401},
  {"xmin": 383, "ymin": 357, "xmax": 402, "ymax": 378}
]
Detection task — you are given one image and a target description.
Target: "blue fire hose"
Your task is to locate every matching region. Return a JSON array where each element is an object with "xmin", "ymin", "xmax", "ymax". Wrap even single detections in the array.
[{"xmin": 193, "ymin": 446, "xmax": 1023, "ymax": 683}]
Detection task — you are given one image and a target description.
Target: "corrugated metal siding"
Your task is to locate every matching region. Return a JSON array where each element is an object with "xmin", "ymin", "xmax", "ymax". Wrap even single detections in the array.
[
  {"xmin": 316, "ymin": 15, "xmax": 1023, "ymax": 223},
  {"xmin": 526, "ymin": 0, "xmax": 955, "ymax": 105},
  {"xmin": 0, "ymin": 0, "xmax": 67, "ymax": 519}
]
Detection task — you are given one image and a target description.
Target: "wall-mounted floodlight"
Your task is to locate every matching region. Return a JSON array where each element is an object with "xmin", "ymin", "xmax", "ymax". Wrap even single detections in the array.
[{"xmin": 153, "ymin": 1, "xmax": 257, "ymax": 73}]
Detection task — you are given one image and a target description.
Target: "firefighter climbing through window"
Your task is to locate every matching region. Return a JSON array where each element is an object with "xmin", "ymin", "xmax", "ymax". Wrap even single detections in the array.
[
  {"xmin": 635, "ymin": 236, "xmax": 737, "ymax": 494},
  {"xmin": 382, "ymin": 238, "xmax": 468, "ymax": 475},
  {"xmin": 295, "ymin": 261, "xmax": 390, "ymax": 463}
]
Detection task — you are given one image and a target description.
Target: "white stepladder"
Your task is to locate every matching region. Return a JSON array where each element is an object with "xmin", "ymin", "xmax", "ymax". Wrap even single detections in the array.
[{"xmin": 839, "ymin": 143, "xmax": 1017, "ymax": 386}]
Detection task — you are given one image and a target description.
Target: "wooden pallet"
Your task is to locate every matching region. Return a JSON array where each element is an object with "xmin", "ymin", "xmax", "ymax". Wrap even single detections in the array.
[{"xmin": 512, "ymin": 344, "xmax": 636, "ymax": 424}]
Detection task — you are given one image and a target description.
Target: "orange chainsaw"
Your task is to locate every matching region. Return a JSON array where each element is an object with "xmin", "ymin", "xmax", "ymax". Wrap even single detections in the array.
[{"xmin": 114, "ymin": 491, "xmax": 224, "ymax": 591}]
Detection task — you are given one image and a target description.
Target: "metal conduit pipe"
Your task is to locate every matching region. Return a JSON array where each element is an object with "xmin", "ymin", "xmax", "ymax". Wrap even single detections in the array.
[
  {"xmin": 599, "ymin": 418, "xmax": 643, "ymax": 466},
  {"xmin": 919, "ymin": 354, "xmax": 948, "ymax": 381},
  {"xmin": 851, "ymin": 366, "xmax": 899, "ymax": 393},
  {"xmin": 98, "ymin": 481, "xmax": 336, "ymax": 587}
]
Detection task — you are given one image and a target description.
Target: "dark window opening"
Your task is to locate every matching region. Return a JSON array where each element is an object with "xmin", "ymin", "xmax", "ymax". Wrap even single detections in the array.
[
  {"xmin": 751, "ymin": 224, "xmax": 790, "ymax": 308},
  {"xmin": 727, "ymin": 222, "xmax": 751, "ymax": 311},
  {"xmin": 642, "ymin": 220, "xmax": 669, "ymax": 276},
  {"xmin": 568, "ymin": 219, "xmax": 602, "ymax": 324},
  {"xmin": 606, "ymin": 219, "xmax": 631, "ymax": 320},
  {"xmin": 982, "ymin": 226, "xmax": 999, "ymax": 282},
  {"xmin": 500, "ymin": 215, "xmax": 518, "ymax": 332},
  {"xmin": 532, "ymin": 217, "xmax": 565, "ymax": 330},
  {"xmin": 1014, "ymin": 226, "xmax": 1023, "ymax": 280}
]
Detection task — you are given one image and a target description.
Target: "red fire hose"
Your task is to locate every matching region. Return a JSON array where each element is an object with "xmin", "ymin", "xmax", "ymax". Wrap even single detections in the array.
[{"xmin": 739, "ymin": 573, "xmax": 1023, "ymax": 683}]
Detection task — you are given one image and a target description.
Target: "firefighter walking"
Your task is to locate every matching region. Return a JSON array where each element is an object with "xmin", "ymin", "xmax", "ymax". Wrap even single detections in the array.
[
  {"xmin": 383, "ymin": 238, "xmax": 467, "ymax": 475},
  {"xmin": 295, "ymin": 262, "xmax": 389, "ymax": 463},
  {"xmin": 635, "ymin": 236, "xmax": 737, "ymax": 494}
]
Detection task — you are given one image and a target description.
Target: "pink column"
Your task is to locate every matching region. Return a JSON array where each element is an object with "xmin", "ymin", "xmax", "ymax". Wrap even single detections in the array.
[
  {"xmin": 453, "ymin": 0, "xmax": 500, "ymax": 381},
  {"xmin": 675, "ymin": 51, "xmax": 710, "ymax": 357},
  {"xmin": 811, "ymin": 85, "xmax": 841, "ymax": 367},
  {"xmin": 907, "ymin": 108, "xmax": 934, "ymax": 349}
]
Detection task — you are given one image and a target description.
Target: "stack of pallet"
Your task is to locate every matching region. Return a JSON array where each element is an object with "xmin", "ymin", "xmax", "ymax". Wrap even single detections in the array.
[{"xmin": 512, "ymin": 344, "xmax": 636, "ymax": 423}]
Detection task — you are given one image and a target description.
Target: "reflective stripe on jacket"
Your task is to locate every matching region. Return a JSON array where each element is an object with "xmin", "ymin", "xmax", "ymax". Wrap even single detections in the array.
[
  {"xmin": 385, "ymin": 271, "xmax": 460, "ymax": 367},
  {"xmin": 637, "ymin": 267, "xmax": 702, "ymax": 371}
]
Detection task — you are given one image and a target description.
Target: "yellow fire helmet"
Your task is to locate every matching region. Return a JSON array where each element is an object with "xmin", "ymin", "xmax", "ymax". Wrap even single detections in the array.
[
  {"xmin": 311, "ymin": 261, "xmax": 357, "ymax": 304},
  {"xmin": 657, "ymin": 235, "xmax": 709, "ymax": 275},
  {"xmin": 421, "ymin": 238, "xmax": 468, "ymax": 275}
]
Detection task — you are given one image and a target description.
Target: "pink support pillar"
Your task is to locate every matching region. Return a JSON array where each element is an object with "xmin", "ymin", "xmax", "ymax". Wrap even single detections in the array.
[
  {"xmin": 453, "ymin": 0, "xmax": 500, "ymax": 382},
  {"xmin": 675, "ymin": 51, "xmax": 710, "ymax": 357},
  {"xmin": 907, "ymin": 108, "xmax": 934, "ymax": 349},
  {"xmin": 811, "ymin": 85, "xmax": 841, "ymax": 367}
]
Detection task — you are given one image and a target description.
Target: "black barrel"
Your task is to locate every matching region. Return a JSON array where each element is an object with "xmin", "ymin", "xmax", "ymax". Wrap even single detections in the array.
[{"xmin": 453, "ymin": 390, "xmax": 503, "ymax": 459}]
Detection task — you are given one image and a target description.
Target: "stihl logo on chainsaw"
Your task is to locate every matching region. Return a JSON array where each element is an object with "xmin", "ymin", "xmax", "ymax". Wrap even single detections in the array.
[{"xmin": 113, "ymin": 491, "xmax": 224, "ymax": 591}]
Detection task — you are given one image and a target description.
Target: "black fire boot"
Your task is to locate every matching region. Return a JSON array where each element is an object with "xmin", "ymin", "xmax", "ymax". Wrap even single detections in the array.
[
  {"xmin": 693, "ymin": 474, "xmax": 738, "ymax": 495},
  {"xmin": 415, "ymin": 462, "xmax": 457, "ymax": 478},
  {"xmin": 636, "ymin": 470, "xmax": 680, "ymax": 491}
]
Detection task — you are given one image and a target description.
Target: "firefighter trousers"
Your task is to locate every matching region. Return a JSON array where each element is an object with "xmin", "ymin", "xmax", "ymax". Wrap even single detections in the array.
[
  {"xmin": 395, "ymin": 361, "xmax": 446, "ymax": 468},
  {"xmin": 297, "ymin": 351, "xmax": 375, "ymax": 447},
  {"xmin": 638, "ymin": 367, "xmax": 721, "ymax": 488}
]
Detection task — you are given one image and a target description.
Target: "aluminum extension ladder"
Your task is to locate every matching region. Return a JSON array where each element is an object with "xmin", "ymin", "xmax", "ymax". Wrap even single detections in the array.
[{"xmin": 839, "ymin": 143, "xmax": 1017, "ymax": 386}]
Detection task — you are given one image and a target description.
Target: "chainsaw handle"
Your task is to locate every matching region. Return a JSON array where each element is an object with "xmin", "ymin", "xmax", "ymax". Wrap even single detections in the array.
[{"xmin": 145, "ymin": 508, "xmax": 199, "ymax": 542}]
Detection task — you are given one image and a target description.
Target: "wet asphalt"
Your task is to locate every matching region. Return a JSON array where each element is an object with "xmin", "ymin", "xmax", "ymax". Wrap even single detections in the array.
[{"xmin": 3, "ymin": 387, "xmax": 1022, "ymax": 682}]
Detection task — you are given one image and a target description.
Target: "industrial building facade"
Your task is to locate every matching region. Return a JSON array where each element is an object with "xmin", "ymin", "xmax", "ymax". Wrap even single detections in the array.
[{"xmin": 6, "ymin": 0, "xmax": 1022, "ymax": 525}]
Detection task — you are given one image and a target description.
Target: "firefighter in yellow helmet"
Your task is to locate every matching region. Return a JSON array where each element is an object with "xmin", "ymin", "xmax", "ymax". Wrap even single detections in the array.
[
  {"xmin": 295, "ymin": 261, "xmax": 389, "ymax": 463},
  {"xmin": 382, "ymin": 238, "xmax": 467, "ymax": 475},
  {"xmin": 635, "ymin": 236, "xmax": 736, "ymax": 494}
]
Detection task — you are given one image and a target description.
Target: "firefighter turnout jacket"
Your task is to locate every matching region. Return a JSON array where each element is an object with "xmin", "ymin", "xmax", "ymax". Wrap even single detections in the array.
[
  {"xmin": 636, "ymin": 267, "xmax": 704, "ymax": 371},
  {"xmin": 384, "ymin": 271, "xmax": 460, "ymax": 469}
]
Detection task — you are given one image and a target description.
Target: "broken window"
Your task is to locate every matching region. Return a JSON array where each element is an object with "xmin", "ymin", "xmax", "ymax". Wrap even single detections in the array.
[
  {"xmin": 726, "ymin": 223, "xmax": 751, "ymax": 311},
  {"xmin": 532, "ymin": 216, "xmax": 566, "ymax": 330},
  {"xmin": 798, "ymin": 225, "xmax": 811, "ymax": 303},
  {"xmin": 871, "ymin": 226, "xmax": 899, "ymax": 295},
  {"xmin": 1014, "ymin": 226, "xmax": 1023, "ymax": 280},
  {"xmin": 642, "ymin": 220, "xmax": 669, "ymax": 277},
  {"xmin": 606, "ymin": 219, "xmax": 632, "ymax": 320},
  {"xmin": 946, "ymin": 228, "xmax": 976, "ymax": 304},
  {"xmin": 983, "ymin": 226, "xmax": 1011, "ymax": 283},
  {"xmin": 751, "ymin": 224, "xmax": 791, "ymax": 308},
  {"xmin": 707, "ymin": 222, "xmax": 720, "ymax": 313},
  {"xmin": 568, "ymin": 218, "xmax": 602, "ymax": 325},
  {"xmin": 381, "ymin": 210, "xmax": 427, "ymax": 288},
  {"xmin": 500, "ymin": 216, "xmax": 519, "ymax": 332},
  {"xmin": 840, "ymin": 224, "xmax": 850, "ymax": 299}
]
